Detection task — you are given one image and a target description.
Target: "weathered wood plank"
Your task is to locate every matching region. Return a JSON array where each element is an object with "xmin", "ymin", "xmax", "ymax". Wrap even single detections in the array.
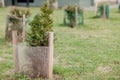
[
  {"xmin": 12, "ymin": 30, "xmax": 19, "ymax": 72},
  {"xmin": 48, "ymin": 32, "xmax": 54, "ymax": 80}
]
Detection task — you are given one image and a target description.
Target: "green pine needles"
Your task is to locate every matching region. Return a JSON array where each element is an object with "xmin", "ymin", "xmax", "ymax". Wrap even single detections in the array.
[{"xmin": 26, "ymin": 3, "xmax": 53, "ymax": 46}]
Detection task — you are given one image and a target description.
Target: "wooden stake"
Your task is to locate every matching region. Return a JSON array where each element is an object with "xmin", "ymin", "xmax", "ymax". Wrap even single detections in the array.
[
  {"xmin": 103, "ymin": 4, "xmax": 106, "ymax": 19},
  {"xmin": 22, "ymin": 14, "xmax": 26, "ymax": 41},
  {"xmin": 75, "ymin": 6, "xmax": 78, "ymax": 26},
  {"xmin": 5, "ymin": 15, "xmax": 9, "ymax": 40},
  {"xmin": 12, "ymin": 30, "xmax": 19, "ymax": 72},
  {"xmin": 48, "ymin": 32, "xmax": 54, "ymax": 80}
]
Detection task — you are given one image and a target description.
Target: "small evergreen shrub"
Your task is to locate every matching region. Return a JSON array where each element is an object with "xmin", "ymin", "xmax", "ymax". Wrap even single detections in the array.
[
  {"xmin": 64, "ymin": 5, "xmax": 83, "ymax": 27},
  {"xmin": 97, "ymin": 5, "xmax": 104, "ymax": 17},
  {"xmin": 65, "ymin": 5, "xmax": 83, "ymax": 14},
  {"xmin": 26, "ymin": 2, "xmax": 53, "ymax": 46},
  {"xmin": 8, "ymin": 6, "xmax": 30, "ymax": 24},
  {"xmin": 5, "ymin": 6, "xmax": 30, "ymax": 41}
]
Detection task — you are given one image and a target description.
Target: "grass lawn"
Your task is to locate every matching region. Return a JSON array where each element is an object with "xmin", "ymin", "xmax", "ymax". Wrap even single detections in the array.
[{"xmin": 0, "ymin": 7, "xmax": 120, "ymax": 80}]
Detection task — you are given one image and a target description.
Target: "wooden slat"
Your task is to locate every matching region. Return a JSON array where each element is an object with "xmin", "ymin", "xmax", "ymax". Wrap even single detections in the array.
[
  {"xmin": 48, "ymin": 32, "xmax": 54, "ymax": 80},
  {"xmin": 12, "ymin": 30, "xmax": 19, "ymax": 72}
]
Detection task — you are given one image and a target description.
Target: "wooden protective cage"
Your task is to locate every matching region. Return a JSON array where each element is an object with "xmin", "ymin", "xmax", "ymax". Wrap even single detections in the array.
[
  {"xmin": 12, "ymin": 31, "xmax": 54, "ymax": 80},
  {"xmin": 63, "ymin": 6, "xmax": 84, "ymax": 27}
]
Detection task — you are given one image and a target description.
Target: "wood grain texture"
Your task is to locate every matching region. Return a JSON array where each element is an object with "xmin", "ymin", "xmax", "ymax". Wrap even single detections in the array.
[{"xmin": 12, "ymin": 30, "xmax": 19, "ymax": 72}]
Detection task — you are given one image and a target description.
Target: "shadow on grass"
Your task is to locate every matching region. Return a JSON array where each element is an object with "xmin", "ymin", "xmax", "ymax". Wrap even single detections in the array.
[
  {"xmin": 77, "ymin": 24, "xmax": 89, "ymax": 29},
  {"xmin": 58, "ymin": 23, "xmax": 85, "ymax": 28},
  {"xmin": 57, "ymin": 23, "xmax": 73, "ymax": 28},
  {"xmin": 87, "ymin": 16, "xmax": 101, "ymax": 19},
  {"xmin": 58, "ymin": 24, "xmax": 66, "ymax": 27}
]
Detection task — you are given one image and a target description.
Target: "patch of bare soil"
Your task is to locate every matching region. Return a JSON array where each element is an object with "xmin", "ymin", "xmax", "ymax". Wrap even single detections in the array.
[{"xmin": 97, "ymin": 66, "xmax": 112, "ymax": 73}]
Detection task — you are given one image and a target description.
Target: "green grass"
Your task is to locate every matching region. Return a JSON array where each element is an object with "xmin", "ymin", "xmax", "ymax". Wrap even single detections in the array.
[{"xmin": 0, "ymin": 7, "xmax": 120, "ymax": 80}]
